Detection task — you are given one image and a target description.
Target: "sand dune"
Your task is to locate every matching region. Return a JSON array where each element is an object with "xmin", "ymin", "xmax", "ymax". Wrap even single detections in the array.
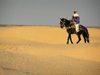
[{"xmin": 0, "ymin": 26, "xmax": 100, "ymax": 75}]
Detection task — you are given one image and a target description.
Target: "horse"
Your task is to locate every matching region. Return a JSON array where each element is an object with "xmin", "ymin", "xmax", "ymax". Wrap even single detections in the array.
[{"xmin": 60, "ymin": 18, "xmax": 89, "ymax": 44}]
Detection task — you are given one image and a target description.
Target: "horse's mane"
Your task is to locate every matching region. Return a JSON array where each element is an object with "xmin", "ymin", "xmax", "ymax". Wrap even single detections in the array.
[
  {"xmin": 60, "ymin": 18, "xmax": 73, "ymax": 27},
  {"xmin": 64, "ymin": 18, "xmax": 71, "ymax": 27}
]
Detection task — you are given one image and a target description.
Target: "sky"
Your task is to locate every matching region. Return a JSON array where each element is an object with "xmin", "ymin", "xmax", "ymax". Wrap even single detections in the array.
[{"xmin": 0, "ymin": 0, "xmax": 100, "ymax": 27}]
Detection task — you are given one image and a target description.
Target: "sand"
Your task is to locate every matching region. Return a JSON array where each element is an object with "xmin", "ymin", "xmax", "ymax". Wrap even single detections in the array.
[{"xmin": 0, "ymin": 26, "xmax": 100, "ymax": 75}]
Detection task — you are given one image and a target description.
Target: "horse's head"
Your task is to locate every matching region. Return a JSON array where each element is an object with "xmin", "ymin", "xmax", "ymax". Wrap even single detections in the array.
[
  {"xmin": 60, "ymin": 18, "xmax": 70, "ymax": 28},
  {"xmin": 60, "ymin": 18, "xmax": 66, "ymax": 28}
]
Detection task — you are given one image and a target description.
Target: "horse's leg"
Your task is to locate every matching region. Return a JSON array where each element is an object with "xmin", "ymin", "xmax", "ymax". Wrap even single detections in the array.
[
  {"xmin": 87, "ymin": 38, "xmax": 89, "ymax": 43},
  {"xmin": 67, "ymin": 34, "xmax": 70, "ymax": 44},
  {"xmin": 69, "ymin": 34, "xmax": 73, "ymax": 44},
  {"xmin": 86, "ymin": 36, "xmax": 89, "ymax": 43},
  {"xmin": 82, "ymin": 34, "xmax": 86, "ymax": 43},
  {"xmin": 82, "ymin": 31, "xmax": 89, "ymax": 43},
  {"xmin": 84, "ymin": 36, "xmax": 86, "ymax": 43},
  {"xmin": 76, "ymin": 34, "xmax": 81, "ymax": 44}
]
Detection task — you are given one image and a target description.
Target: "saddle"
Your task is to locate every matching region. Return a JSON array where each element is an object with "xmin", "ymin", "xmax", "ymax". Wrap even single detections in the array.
[{"xmin": 70, "ymin": 20, "xmax": 81, "ymax": 30}]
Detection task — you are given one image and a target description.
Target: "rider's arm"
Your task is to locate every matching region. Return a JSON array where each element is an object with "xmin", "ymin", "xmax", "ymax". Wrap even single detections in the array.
[{"xmin": 76, "ymin": 17, "xmax": 80, "ymax": 24}]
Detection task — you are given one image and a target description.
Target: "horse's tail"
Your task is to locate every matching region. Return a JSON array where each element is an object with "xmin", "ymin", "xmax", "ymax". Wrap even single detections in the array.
[{"xmin": 80, "ymin": 25, "xmax": 89, "ymax": 43}]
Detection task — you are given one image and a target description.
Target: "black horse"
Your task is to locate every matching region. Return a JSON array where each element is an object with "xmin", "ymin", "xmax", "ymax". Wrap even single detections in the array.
[{"xmin": 60, "ymin": 18, "xmax": 89, "ymax": 44}]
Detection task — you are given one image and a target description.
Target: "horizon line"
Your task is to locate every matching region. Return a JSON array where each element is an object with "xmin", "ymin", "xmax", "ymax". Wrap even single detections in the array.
[{"xmin": 0, "ymin": 24, "xmax": 100, "ymax": 28}]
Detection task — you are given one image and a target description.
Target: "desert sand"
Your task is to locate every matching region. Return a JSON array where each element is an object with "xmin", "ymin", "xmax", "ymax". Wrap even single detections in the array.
[{"xmin": 0, "ymin": 25, "xmax": 100, "ymax": 75}]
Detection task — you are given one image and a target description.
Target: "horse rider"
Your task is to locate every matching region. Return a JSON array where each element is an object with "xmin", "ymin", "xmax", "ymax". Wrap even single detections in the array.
[{"xmin": 72, "ymin": 10, "xmax": 80, "ymax": 34}]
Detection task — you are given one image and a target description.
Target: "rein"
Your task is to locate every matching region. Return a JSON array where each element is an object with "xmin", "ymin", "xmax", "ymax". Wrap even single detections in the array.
[
  {"xmin": 62, "ymin": 27, "xmax": 72, "ymax": 30},
  {"xmin": 60, "ymin": 18, "xmax": 75, "ymax": 30}
]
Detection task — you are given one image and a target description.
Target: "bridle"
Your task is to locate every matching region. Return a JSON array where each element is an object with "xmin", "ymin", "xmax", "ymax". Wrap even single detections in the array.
[
  {"xmin": 60, "ymin": 19, "xmax": 66, "ymax": 28},
  {"xmin": 60, "ymin": 19, "xmax": 73, "ymax": 29}
]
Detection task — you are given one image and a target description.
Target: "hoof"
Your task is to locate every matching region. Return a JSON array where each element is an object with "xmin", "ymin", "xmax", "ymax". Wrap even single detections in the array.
[
  {"xmin": 87, "ymin": 40, "xmax": 89, "ymax": 43},
  {"xmin": 76, "ymin": 42, "xmax": 78, "ymax": 44},
  {"xmin": 71, "ymin": 42, "xmax": 73, "ymax": 44},
  {"xmin": 67, "ymin": 42, "xmax": 69, "ymax": 44}
]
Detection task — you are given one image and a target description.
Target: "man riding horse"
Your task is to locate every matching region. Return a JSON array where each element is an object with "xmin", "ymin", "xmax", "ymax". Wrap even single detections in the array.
[
  {"xmin": 72, "ymin": 10, "xmax": 80, "ymax": 34},
  {"xmin": 59, "ymin": 10, "xmax": 89, "ymax": 44}
]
